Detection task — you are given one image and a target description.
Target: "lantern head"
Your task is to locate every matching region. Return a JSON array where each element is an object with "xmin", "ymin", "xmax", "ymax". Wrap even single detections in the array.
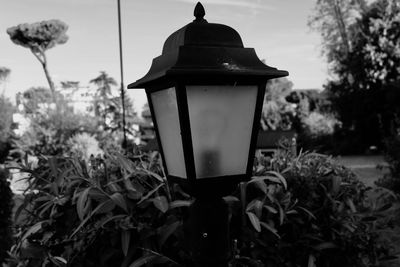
[{"xmin": 128, "ymin": 2, "xmax": 288, "ymax": 197}]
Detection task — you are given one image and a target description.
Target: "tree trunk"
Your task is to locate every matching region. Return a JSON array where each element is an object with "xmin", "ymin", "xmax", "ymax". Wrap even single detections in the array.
[
  {"xmin": 41, "ymin": 61, "xmax": 56, "ymax": 103},
  {"xmin": 333, "ymin": 0, "xmax": 351, "ymax": 55},
  {"xmin": 32, "ymin": 49, "xmax": 56, "ymax": 103}
]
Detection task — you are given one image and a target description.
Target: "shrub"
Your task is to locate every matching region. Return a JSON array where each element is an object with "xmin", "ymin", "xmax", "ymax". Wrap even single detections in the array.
[
  {"xmin": 6, "ymin": 148, "xmax": 399, "ymax": 266},
  {"xmin": 376, "ymin": 134, "xmax": 400, "ymax": 193},
  {"xmin": 6, "ymin": 152, "xmax": 190, "ymax": 267},
  {"xmin": 229, "ymin": 149, "xmax": 400, "ymax": 267},
  {"xmin": 0, "ymin": 168, "xmax": 13, "ymax": 264}
]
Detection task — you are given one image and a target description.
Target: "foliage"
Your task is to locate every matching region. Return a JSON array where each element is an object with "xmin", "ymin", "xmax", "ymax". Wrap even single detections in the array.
[
  {"xmin": 19, "ymin": 87, "xmax": 56, "ymax": 114},
  {"xmin": 302, "ymin": 111, "xmax": 341, "ymax": 138},
  {"xmin": 13, "ymin": 97, "xmax": 99, "ymax": 157},
  {"xmin": 310, "ymin": 0, "xmax": 400, "ymax": 153},
  {"xmin": 6, "ymin": 151, "xmax": 189, "ymax": 267},
  {"xmin": 0, "ymin": 168, "xmax": 14, "ymax": 264},
  {"xmin": 6, "ymin": 146, "xmax": 400, "ymax": 267},
  {"xmin": 90, "ymin": 72, "xmax": 117, "ymax": 126},
  {"xmin": 90, "ymin": 72, "xmax": 137, "ymax": 140},
  {"xmin": 285, "ymin": 89, "xmax": 341, "ymax": 153},
  {"xmin": 0, "ymin": 95, "xmax": 16, "ymax": 163},
  {"xmin": 66, "ymin": 133, "xmax": 103, "ymax": 162},
  {"xmin": 376, "ymin": 133, "xmax": 400, "ymax": 193},
  {"xmin": 347, "ymin": 0, "xmax": 400, "ymax": 90},
  {"xmin": 7, "ymin": 19, "xmax": 69, "ymax": 100},
  {"xmin": 261, "ymin": 78, "xmax": 295, "ymax": 131},
  {"xmin": 235, "ymin": 147, "xmax": 400, "ymax": 267},
  {"xmin": 308, "ymin": 0, "xmax": 365, "ymax": 67},
  {"xmin": 0, "ymin": 95, "xmax": 15, "ymax": 144}
]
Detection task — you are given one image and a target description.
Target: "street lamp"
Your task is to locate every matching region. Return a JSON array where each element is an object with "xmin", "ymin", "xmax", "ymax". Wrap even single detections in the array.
[{"xmin": 129, "ymin": 2, "xmax": 288, "ymax": 265}]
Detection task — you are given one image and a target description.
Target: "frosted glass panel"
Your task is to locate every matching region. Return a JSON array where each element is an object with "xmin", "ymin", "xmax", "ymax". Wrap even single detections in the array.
[
  {"xmin": 186, "ymin": 85, "xmax": 258, "ymax": 178},
  {"xmin": 151, "ymin": 88, "xmax": 186, "ymax": 178}
]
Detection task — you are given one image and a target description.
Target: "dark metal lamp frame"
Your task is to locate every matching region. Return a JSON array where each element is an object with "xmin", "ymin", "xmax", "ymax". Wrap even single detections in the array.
[{"xmin": 128, "ymin": 2, "xmax": 288, "ymax": 197}]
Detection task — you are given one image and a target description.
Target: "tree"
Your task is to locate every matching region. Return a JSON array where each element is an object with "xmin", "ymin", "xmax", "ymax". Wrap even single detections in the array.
[
  {"xmin": 7, "ymin": 20, "xmax": 69, "ymax": 101},
  {"xmin": 310, "ymin": 0, "xmax": 400, "ymax": 152},
  {"xmin": 0, "ymin": 67, "xmax": 10, "ymax": 83},
  {"xmin": 21, "ymin": 87, "xmax": 54, "ymax": 113},
  {"xmin": 351, "ymin": 0, "xmax": 400, "ymax": 88},
  {"xmin": 0, "ymin": 95, "xmax": 15, "ymax": 163},
  {"xmin": 308, "ymin": 0, "xmax": 366, "ymax": 71},
  {"xmin": 90, "ymin": 71, "xmax": 117, "ymax": 127},
  {"xmin": 261, "ymin": 77, "xmax": 295, "ymax": 131}
]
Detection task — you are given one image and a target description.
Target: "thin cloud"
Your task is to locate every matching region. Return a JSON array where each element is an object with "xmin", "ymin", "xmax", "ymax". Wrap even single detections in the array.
[{"xmin": 172, "ymin": 0, "xmax": 276, "ymax": 11}]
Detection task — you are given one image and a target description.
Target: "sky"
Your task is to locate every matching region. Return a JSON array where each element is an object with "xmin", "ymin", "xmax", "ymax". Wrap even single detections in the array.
[{"xmin": 0, "ymin": 0, "xmax": 327, "ymax": 112}]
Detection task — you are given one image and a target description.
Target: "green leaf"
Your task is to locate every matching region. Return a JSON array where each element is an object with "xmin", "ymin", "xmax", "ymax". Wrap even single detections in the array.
[
  {"xmin": 110, "ymin": 192, "xmax": 128, "ymax": 212},
  {"xmin": 138, "ymin": 183, "xmax": 164, "ymax": 204},
  {"xmin": 223, "ymin": 196, "xmax": 240, "ymax": 203},
  {"xmin": 127, "ymin": 189, "xmax": 142, "ymax": 200},
  {"xmin": 142, "ymin": 169, "xmax": 164, "ymax": 182},
  {"xmin": 121, "ymin": 230, "xmax": 131, "ymax": 256},
  {"xmin": 260, "ymin": 221, "xmax": 280, "ymax": 238},
  {"xmin": 158, "ymin": 221, "xmax": 180, "ymax": 247},
  {"xmin": 96, "ymin": 199, "xmax": 116, "ymax": 214},
  {"xmin": 38, "ymin": 202, "xmax": 53, "ymax": 218},
  {"xmin": 77, "ymin": 187, "xmax": 91, "ymax": 221},
  {"xmin": 55, "ymin": 167, "xmax": 73, "ymax": 187},
  {"xmin": 108, "ymin": 183, "xmax": 122, "ymax": 193},
  {"xmin": 265, "ymin": 171, "xmax": 287, "ymax": 190},
  {"xmin": 48, "ymin": 157, "xmax": 58, "ymax": 178},
  {"xmin": 22, "ymin": 220, "xmax": 49, "ymax": 241},
  {"xmin": 277, "ymin": 202, "xmax": 285, "ymax": 225},
  {"xmin": 115, "ymin": 153, "xmax": 136, "ymax": 173},
  {"xmin": 345, "ymin": 198, "xmax": 357, "ymax": 213},
  {"xmin": 263, "ymin": 205, "xmax": 278, "ymax": 214},
  {"xmin": 308, "ymin": 254, "xmax": 316, "ymax": 267},
  {"xmin": 99, "ymin": 214, "xmax": 127, "ymax": 228},
  {"xmin": 253, "ymin": 179, "xmax": 267, "ymax": 193},
  {"xmin": 50, "ymin": 256, "xmax": 67, "ymax": 267},
  {"xmin": 71, "ymin": 200, "xmax": 119, "ymax": 237},
  {"xmin": 377, "ymin": 203, "xmax": 392, "ymax": 212},
  {"xmin": 53, "ymin": 256, "xmax": 67, "ymax": 264},
  {"xmin": 246, "ymin": 199, "xmax": 263, "ymax": 218},
  {"xmin": 249, "ymin": 172, "xmax": 287, "ymax": 190},
  {"xmin": 331, "ymin": 176, "xmax": 341, "ymax": 194},
  {"xmin": 313, "ymin": 242, "xmax": 337, "ymax": 251},
  {"xmin": 153, "ymin": 196, "xmax": 168, "ymax": 213},
  {"xmin": 129, "ymin": 254, "xmax": 168, "ymax": 267},
  {"xmin": 88, "ymin": 188, "xmax": 108, "ymax": 202},
  {"xmin": 169, "ymin": 200, "xmax": 192, "ymax": 209},
  {"xmin": 247, "ymin": 212, "xmax": 261, "ymax": 232},
  {"xmin": 297, "ymin": 206, "xmax": 316, "ymax": 220}
]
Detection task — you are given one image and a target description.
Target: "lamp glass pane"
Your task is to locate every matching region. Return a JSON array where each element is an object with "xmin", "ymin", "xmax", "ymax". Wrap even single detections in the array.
[
  {"xmin": 186, "ymin": 85, "xmax": 258, "ymax": 178},
  {"xmin": 151, "ymin": 87, "xmax": 186, "ymax": 178}
]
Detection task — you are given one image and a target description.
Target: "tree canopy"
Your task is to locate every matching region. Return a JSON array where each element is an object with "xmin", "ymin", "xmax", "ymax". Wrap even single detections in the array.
[
  {"xmin": 7, "ymin": 19, "xmax": 68, "ymax": 52},
  {"xmin": 7, "ymin": 20, "xmax": 69, "ymax": 101}
]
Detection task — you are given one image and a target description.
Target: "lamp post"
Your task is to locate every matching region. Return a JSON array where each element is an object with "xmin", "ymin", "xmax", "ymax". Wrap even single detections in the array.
[{"xmin": 128, "ymin": 2, "xmax": 288, "ymax": 266}]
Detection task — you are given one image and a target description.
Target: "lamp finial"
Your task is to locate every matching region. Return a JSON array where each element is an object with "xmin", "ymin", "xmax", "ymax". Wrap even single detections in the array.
[{"xmin": 194, "ymin": 2, "xmax": 207, "ymax": 22}]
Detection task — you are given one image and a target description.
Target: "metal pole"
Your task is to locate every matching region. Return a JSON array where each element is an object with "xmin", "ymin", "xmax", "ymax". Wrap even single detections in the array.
[{"xmin": 117, "ymin": 0, "xmax": 127, "ymax": 149}]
